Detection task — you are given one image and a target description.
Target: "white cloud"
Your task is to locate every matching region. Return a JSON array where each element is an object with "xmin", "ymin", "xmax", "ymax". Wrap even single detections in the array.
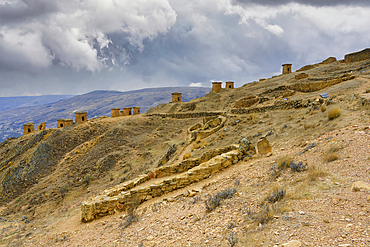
[{"xmin": 189, "ymin": 82, "xmax": 203, "ymax": 87}]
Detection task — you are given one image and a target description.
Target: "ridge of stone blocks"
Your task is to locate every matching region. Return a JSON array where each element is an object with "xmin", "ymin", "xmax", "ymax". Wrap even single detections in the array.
[{"xmin": 81, "ymin": 148, "xmax": 241, "ymax": 222}]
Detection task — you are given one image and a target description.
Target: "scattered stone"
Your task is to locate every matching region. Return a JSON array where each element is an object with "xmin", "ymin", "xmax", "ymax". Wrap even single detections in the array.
[
  {"xmin": 351, "ymin": 181, "xmax": 370, "ymax": 191},
  {"xmin": 282, "ymin": 240, "xmax": 302, "ymax": 247},
  {"xmin": 239, "ymin": 138, "xmax": 256, "ymax": 156},
  {"xmin": 257, "ymin": 137, "xmax": 272, "ymax": 155}
]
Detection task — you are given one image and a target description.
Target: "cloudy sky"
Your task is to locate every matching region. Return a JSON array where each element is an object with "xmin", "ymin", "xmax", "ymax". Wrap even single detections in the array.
[{"xmin": 0, "ymin": 0, "xmax": 369, "ymax": 96}]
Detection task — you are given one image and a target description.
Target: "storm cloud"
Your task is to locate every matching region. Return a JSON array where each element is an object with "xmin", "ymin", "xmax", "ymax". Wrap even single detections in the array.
[
  {"xmin": 0, "ymin": 0, "xmax": 369, "ymax": 96},
  {"xmin": 232, "ymin": 0, "xmax": 370, "ymax": 7}
]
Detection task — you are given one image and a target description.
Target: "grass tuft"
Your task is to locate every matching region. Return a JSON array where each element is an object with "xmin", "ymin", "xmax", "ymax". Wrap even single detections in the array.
[{"xmin": 328, "ymin": 107, "xmax": 341, "ymax": 120}]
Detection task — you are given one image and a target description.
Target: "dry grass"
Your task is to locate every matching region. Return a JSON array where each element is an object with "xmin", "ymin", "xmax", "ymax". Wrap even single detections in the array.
[
  {"xmin": 307, "ymin": 165, "xmax": 328, "ymax": 181},
  {"xmin": 328, "ymin": 107, "xmax": 341, "ymax": 120},
  {"xmin": 276, "ymin": 155, "xmax": 292, "ymax": 170},
  {"xmin": 304, "ymin": 123, "xmax": 316, "ymax": 130},
  {"xmin": 323, "ymin": 145, "xmax": 341, "ymax": 162},
  {"xmin": 321, "ymin": 105, "xmax": 327, "ymax": 112}
]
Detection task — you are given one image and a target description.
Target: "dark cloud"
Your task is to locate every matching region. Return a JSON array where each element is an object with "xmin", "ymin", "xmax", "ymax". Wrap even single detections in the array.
[
  {"xmin": 231, "ymin": 0, "xmax": 370, "ymax": 6},
  {"xmin": 0, "ymin": 0, "xmax": 58, "ymax": 23}
]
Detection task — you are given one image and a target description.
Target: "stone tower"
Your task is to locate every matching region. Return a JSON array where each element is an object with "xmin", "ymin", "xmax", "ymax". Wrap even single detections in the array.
[
  {"xmin": 121, "ymin": 107, "xmax": 132, "ymax": 116},
  {"xmin": 111, "ymin": 108, "xmax": 121, "ymax": 117},
  {"xmin": 75, "ymin": 111, "xmax": 87, "ymax": 124},
  {"xmin": 133, "ymin": 107, "xmax": 141, "ymax": 115},
  {"xmin": 37, "ymin": 122, "xmax": 46, "ymax": 131},
  {"xmin": 23, "ymin": 123, "xmax": 35, "ymax": 135},
  {"xmin": 212, "ymin": 82, "xmax": 222, "ymax": 93},
  {"xmin": 225, "ymin": 81, "xmax": 234, "ymax": 89},
  {"xmin": 171, "ymin": 92, "xmax": 182, "ymax": 103},
  {"xmin": 282, "ymin": 64, "xmax": 292, "ymax": 75},
  {"xmin": 57, "ymin": 119, "xmax": 73, "ymax": 128}
]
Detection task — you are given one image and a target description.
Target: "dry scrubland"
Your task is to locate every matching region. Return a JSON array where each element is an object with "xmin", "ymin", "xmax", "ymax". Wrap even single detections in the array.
[{"xmin": 1, "ymin": 56, "xmax": 370, "ymax": 246}]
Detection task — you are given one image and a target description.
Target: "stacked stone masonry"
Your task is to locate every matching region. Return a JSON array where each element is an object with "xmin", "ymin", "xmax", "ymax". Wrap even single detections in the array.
[
  {"xmin": 344, "ymin": 48, "xmax": 370, "ymax": 63},
  {"xmin": 81, "ymin": 145, "xmax": 241, "ymax": 222}
]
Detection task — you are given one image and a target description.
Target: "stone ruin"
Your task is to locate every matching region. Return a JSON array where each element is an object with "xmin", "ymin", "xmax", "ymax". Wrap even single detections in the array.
[
  {"xmin": 121, "ymin": 107, "xmax": 132, "ymax": 116},
  {"xmin": 171, "ymin": 92, "xmax": 182, "ymax": 103},
  {"xmin": 23, "ymin": 123, "xmax": 35, "ymax": 135},
  {"xmin": 57, "ymin": 119, "xmax": 73, "ymax": 128},
  {"xmin": 282, "ymin": 64, "xmax": 292, "ymax": 75},
  {"xmin": 295, "ymin": 73, "xmax": 309, "ymax": 80},
  {"xmin": 75, "ymin": 111, "xmax": 87, "ymax": 124},
  {"xmin": 344, "ymin": 48, "xmax": 370, "ymax": 63},
  {"xmin": 111, "ymin": 108, "xmax": 121, "ymax": 117},
  {"xmin": 133, "ymin": 107, "xmax": 141, "ymax": 115},
  {"xmin": 212, "ymin": 82, "xmax": 222, "ymax": 93},
  {"xmin": 37, "ymin": 122, "xmax": 46, "ymax": 131},
  {"xmin": 226, "ymin": 81, "xmax": 234, "ymax": 89}
]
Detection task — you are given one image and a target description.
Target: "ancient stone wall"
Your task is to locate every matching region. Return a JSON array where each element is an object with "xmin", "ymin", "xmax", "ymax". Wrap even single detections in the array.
[
  {"xmin": 344, "ymin": 48, "xmax": 370, "ymax": 63},
  {"xmin": 212, "ymin": 82, "xmax": 222, "ymax": 93},
  {"xmin": 23, "ymin": 123, "xmax": 35, "ymax": 135},
  {"xmin": 146, "ymin": 112, "xmax": 224, "ymax": 119},
  {"xmin": 133, "ymin": 107, "xmax": 141, "ymax": 115},
  {"xmin": 295, "ymin": 73, "xmax": 308, "ymax": 80},
  {"xmin": 171, "ymin": 93, "xmax": 182, "ymax": 103},
  {"xmin": 37, "ymin": 122, "xmax": 46, "ymax": 131},
  {"xmin": 290, "ymin": 74, "xmax": 355, "ymax": 92},
  {"xmin": 81, "ymin": 147, "xmax": 240, "ymax": 222},
  {"xmin": 226, "ymin": 81, "xmax": 234, "ymax": 89},
  {"xmin": 282, "ymin": 64, "xmax": 292, "ymax": 74},
  {"xmin": 111, "ymin": 108, "xmax": 121, "ymax": 117},
  {"xmin": 121, "ymin": 107, "xmax": 132, "ymax": 116},
  {"xmin": 75, "ymin": 112, "xmax": 87, "ymax": 124},
  {"xmin": 234, "ymin": 96, "xmax": 259, "ymax": 108},
  {"xmin": 187, "ymin": 116, "xmax": 227, "ymax": 141}
]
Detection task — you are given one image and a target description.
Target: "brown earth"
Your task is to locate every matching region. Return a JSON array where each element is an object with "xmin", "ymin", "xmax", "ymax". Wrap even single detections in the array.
[{"xmin": 1, "ymin": 55, "xmax": 370, "ymax": 246}]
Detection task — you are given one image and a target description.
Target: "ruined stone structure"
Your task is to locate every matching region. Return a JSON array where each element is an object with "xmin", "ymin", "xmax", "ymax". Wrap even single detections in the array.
[
  {"xmin": 37, "ymin": 122, "xmax": 46, "ymax": 131},
  {"xmin": 225, "ymin": 81, "xmax": 234, "ymax": 89},
  {"xmin": 344, "ymin": 48, "xmax": 370, "ymax": 63},
  {"xmin": 75, "ymin": 111, "xmax": 87, "ymax": 124},
  {"xmin": 171, "ymin": 92, "xmax": 182, "ymax": 103},
  {"xmin": 23, "ymin": 123, "xmax": 35, "ymax": 135},
  {"xmin": 282, "ymin": 64, "xmax": 292, "ymax": 75},
  {"xmin": 111, "ymin": 108, "xmax": 121, "ymax": 117},
  {"xmin": 295, "ymin": 73, "xmax": 309, "ymax": 80},
  {"xmin": 57, "ymin": 119, "xmax": 73, "ymax": 128},
  {"xmin": 133, "ymin": 107, "xmax": 141, "ymax": 115},
  {"xmin": 121, "ymin": 107, "xmax": 132, "ymax": 116},
  {"xmin": 212, "ymin": 82, "xmax": 222, "ymax": 93}
]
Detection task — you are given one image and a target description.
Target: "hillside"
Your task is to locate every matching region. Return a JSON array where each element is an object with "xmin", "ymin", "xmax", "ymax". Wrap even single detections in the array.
[
  {"xmin": 1, "ymin": 50, "xmax": 370, "ymax": 246},
  {"xmin": 0, "ymin": 87, "xmax": 210, "ymax": 142},
  {"xmin": 0, "ymin": 95, "xmax": 75, "ymax": 112}
]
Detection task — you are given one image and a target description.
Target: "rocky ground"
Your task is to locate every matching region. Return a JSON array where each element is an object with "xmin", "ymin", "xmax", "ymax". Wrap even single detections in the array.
[{"xmin": 1, "ymin": 56, "xmax": 370, "ymax": 246}]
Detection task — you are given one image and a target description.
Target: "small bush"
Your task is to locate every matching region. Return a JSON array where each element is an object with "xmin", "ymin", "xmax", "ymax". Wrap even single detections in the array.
[
  {"xmin": 83, "ymin": 174, "xmax": 94, "ymax": 187},
  {"xmin": 290, "ymin": 161, "xmax": 307, "ymax": 173},
  {"xmin": 205, "ymin": 188, "xmax": 237, "ymax": 213},
  {"xmin": 266, "ymin": 188, "xmax": 285, "ymax": 204},
  {"xmin": 321, "ymin": 105, "xmax": 327, "ymax": 112},
  {"xmin": 276, "ymin": 156, "xmax": 292, "ymax": 170},
  {"xmin": 226, "ymin": 232, "xmax": 239, "ymax": 247},
  {"xmin": 58, "ymin": 185, "xmax": 70, "ymax": 198},
  {"xmin": 328, "ymin": 107, "xmax": 341, "ymax": 120}
]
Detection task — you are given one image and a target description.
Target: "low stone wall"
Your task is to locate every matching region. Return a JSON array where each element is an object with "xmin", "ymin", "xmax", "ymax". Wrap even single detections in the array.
[
  {"xmin": 290, "ymin": 74, "xmax": 355, "ymax": 92},
  {"xmin": 344, "ymin": 48, "xmax": 370, "ymax": 63},
  {"xmin": 188, "ymin": 116, "xmax": 227, "ymax": 141},
  {"xmin": 230, "ymin": 99, "xmax": 310, "ymax": 114},
  {"xmin": 81, "ymin": 148, "xmax": 240, "ymax": 222},
  {"xmin": 145, "ymin": 112, "xmax": 225, "ymax": 119}
]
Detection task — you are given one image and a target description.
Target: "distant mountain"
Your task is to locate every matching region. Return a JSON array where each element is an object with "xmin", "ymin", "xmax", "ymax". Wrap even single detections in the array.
[
  {"xmin": 0, "ymin": 95, "xmax": 75, "ymax": 112},
  {"xmin": 0, "ymin": 87, "xmax": 210, "ymax": 142}
]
